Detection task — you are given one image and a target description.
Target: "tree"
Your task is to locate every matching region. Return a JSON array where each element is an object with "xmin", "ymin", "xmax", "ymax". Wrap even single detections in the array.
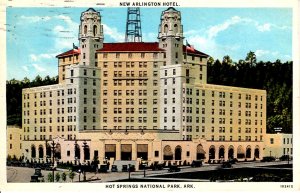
[
  {"xmin": 55, "ymin": 172, "xmax": 61, "ymax": 182},
  {"xmin": 47, "ymin": 173, "xmax": 53, "ymax": 182},
  {"xmin": 222, "ymin": 55, "xmax": 232, "ymax": 65},
  {"xmin": 61, "ymin": 172, "xmax": 67, "ymax": 182},
  {"xmin": 245, "ymin": 51, "xmax": 257, "ymax": 66},
  {"xmin": 207, "ymin": 56, "xmax": 214, "ymax": 65},
  {"xmin": 69, "ymin": 171, "xmax": 75, "ymax": 182}
]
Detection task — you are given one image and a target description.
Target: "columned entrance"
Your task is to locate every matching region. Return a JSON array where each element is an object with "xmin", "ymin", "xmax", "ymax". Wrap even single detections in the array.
[
  {"xmin": 137, "ymin": 144, "xmax": 148, "ymax": 160},
  {"xmin": 105, "ymin": 144, "xmax": 116, "ymax": 160},
  {"xmin": 121, "ymin": 144, "xmax": 132, "ymax": 160}
]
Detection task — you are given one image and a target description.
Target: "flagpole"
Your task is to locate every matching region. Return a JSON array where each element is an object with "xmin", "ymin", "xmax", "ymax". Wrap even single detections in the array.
[
  {"xmin": 185, "ymin": 40, "xmax": 188, "ymax": 65},
  {"xmin": 72, "ymin": 43, "xmax": 75, "ymax": 65}
]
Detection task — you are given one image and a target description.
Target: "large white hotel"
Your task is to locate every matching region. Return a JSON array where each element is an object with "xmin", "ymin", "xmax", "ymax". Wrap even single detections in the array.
[{"xmin": 16, "ymin": 7, "xmax": 268, "ymax": 166}]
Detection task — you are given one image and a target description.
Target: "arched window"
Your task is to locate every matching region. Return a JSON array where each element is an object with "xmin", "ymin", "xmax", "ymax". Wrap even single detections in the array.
[
  {"xmin": 31, "ymin": 145, "xmax": 36, "ymax": 158},
  {"xmin": 163, "ymin": 145, "xmax": 173, "ymax": 160},
  {"xmin": 164, "ymin": 24, "xmax": 168, "ymax": 33},
  {"xmin": 209, "ymin": 145, "xmax": 215, "ymax": 159},
  {"xmin": 174, "ymin": 24, "xmax": 178, "ymax": 33},
  {"xmin": 93, "ymin": 25, "xmax": 97, "ymax": 36},
  {"xmin": 38, "ymin": 145, "xmax": 44, "ymax": 159},
  {"xmin": 84, "ymin": 25, "xmax": 87, "ymax": 34},
  {"xmin": 174, "ymin": 145, "xmax": 182, "ymax": 160},
  {"xmin": 219, "ymin": 145, "xmax": 225, "ymax": 159}
]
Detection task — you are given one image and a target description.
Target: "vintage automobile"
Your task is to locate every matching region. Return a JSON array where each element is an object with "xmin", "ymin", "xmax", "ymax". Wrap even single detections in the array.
[
  {"xmin": 191, "ymin": 160, "xmax": 203, "ymax": 167},
  {"xmin": 111, "ymin": 165, "xmax": 118, "ymax": 172},
  {"xmin": 261, "ymin": 156, "xmax": 276, "ymax": 162},
  {"xmin": 168, "ymin": 165, "xmax": 181, "ymax": 172},
  {"xmin": 98, "ymin": 164, "xmax": 108, "ymax": 173}
]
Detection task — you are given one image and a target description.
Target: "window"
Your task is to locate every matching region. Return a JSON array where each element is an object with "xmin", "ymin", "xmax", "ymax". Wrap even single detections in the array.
[
  {"xmin": 155, "ymin": 151, "xmax": 159, "ymax": 157},
  {"xmin": 270, "ymin": 138, "xmax": 274, "ymax": 144}
]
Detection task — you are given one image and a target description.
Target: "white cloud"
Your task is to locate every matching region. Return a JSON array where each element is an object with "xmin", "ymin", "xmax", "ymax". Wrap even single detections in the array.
[
  {"xmin": 29, "ymin": 53, "xmax": 57, "ymax": 62},
  {"xmin": 32, "ymin": 64, "xmax": 46, "ymax": 72},
  {"xmin": 19, "ymin": 15, "xmax": 51, "ymax": 23},
  {"xmin": 207, "ymin": 16, "xmax": 242, "ymax": 39},
  {"xmin": 22, "ymin": 66, "xmax": 29, "ymax": 72},
  {"xmin": 256, "ymin": 23, "xmax": 271, "ymax": 32},
  {"xmin": 255, "ymin": 49, "xmax": 283, "ymax": 60},
  {"xmin": 52, "ymin": 15, "xmax": 78, "ymax": 51},
  {"xmin": 30, "ymin": 54, "xmax": 38, "ymax": 62},
  {"xmin": 103, "ymin": 24, "xmax": 124, "ymax": 42}
]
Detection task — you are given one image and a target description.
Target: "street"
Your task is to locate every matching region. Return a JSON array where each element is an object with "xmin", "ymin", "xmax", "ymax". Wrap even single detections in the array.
[{"xmin": 6, "ymin": 160, "xmax": 292, "ymax": 183}]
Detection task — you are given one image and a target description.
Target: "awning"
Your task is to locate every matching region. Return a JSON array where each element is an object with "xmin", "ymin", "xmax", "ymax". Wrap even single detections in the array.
[
  {"xmin": 163, "ymin": 145, "xmax": 173, "ymax": 156},
  {"xmin": 105, "ymin": 144, "xmax": 116, "ymax": 152},
  {"xmin": 137, "ymin": 144, "xmax": 148, "ymax": 152},
  {"xmin": 197, "ymin": 145, "xmax": 206, "ymax": 154},
  {"xmin": 237, "ymin": 146, "xmax": 245, "ymax": 154},
  {"xmin": 121, "ymin": 144, "xmax": 132, "ymax": 152}
]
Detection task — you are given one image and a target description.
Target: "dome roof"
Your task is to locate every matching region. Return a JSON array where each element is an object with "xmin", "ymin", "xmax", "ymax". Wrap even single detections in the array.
[
  {"xmin": 165, "ymin": 7, "xmax": 178, "ymax": 12},
  {"xmin": 86, "ymin": 8, "xmax": 97, "ymax": 12}
]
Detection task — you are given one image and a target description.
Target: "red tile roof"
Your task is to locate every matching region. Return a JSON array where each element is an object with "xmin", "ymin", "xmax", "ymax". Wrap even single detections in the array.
[
  {"xmin": 56, "ymin": 49, "xmax": 80, "ymax": 58},
  {"xmin": 97, "ymin": 42, "xmax": 165, "ymax": 52},
  {"xmin": 56, "ymin": 42, "xmax": 209, "ymax": 58},
  {"xmin": 183, "ymin": 45, "xmax": 209, "ymax": 57}
]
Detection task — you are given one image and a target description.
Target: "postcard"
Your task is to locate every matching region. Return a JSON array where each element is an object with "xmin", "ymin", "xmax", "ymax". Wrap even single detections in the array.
[{"xmin": 1, "ymin": 0, "xmax": 299, "ymax": 192}]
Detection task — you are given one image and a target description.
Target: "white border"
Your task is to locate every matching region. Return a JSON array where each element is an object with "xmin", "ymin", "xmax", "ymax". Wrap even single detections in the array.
[{"xmin": 1, "ymin": 0, "xmax": 299, "ymax": 192}]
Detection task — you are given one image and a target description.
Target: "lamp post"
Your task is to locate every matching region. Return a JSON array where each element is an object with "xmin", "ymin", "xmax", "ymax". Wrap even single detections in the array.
[
  {"xmin": 50, "ymin": 140, "xmax": 56, "ymax": 182},
  {"xmin": 140, "ymin": 157, "xmax": 146, "ymax": 177},
  {"xmin": 78, "ymin": 169, "xmax": 81, "ymax": 182},
  {"xmin": 128, "ymin": 164, "xmax": 131, "ymax": 179},
  {"xmin": 287, "ymin": 150, "xmax": 290, "ymax": 165},
  {"xmin": 82, "ymin": 140, "xmax": 88, "ymax": 182}
]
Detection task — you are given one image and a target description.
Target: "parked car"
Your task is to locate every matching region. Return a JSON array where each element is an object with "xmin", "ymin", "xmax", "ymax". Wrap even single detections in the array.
[
  {"xmin": 221, "ymin": 161, "xmax": 232, "ymax": 168},
  {"xmin": 30, "ymin": 175, "xmax": 40, "ymax": 182},
  {"xmin": 34, "ymin": 168, "xmax": 43, "ymax": 177},
  {"xmin": 111, "ymin": 165, "xmax": 118, "ymax": 172},
  {"xmin": 152, "ymin": 164, "xmax": 163, "ymax": 171},
  {"xmin": 129, "ymin": 165, "xmax": 136, "ymax": 172},
  {"xmin": 168, "ymin": 165, "xmax": 181, "ymax": 172},
  {"xmin": 261, "ymin": 156, "xmax": 276, "ymax": 162},
  {"xmin": 279, "ymin": 155, "xmax": 292, "ymax": 161},
  {"xmin": 98, "ymin": 164, "xmax": 108, "ymax": 173},
  {"xmin": 228, "ymin": 158, "xmax": 238, "ymax": 164},
  {"xmin": 191, "ymin": 160, "xmax": 203, "ymax": 167},
  {"xmin": 122, "ymin": 165, "xmax": 128, "ymax": 172}
]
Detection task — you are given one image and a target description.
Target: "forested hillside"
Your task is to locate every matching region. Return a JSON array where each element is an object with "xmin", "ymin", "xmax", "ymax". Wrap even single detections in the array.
[
  {"xmin": 207, "ymin": 52, "xmax": 292, "ymax": 133},
  {"xmin": 6, "ymin": 75, "xmax": 58, "ymax": 126},
  {"xmin": 6, "ymin": 51, "xmax": 292, "ymax": 133}
]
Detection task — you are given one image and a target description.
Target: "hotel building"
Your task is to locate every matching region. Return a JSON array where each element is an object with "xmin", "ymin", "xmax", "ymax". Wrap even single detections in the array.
[{"xmin": 18, "ymin": 7, "xmax": 267, "ymax": 166}]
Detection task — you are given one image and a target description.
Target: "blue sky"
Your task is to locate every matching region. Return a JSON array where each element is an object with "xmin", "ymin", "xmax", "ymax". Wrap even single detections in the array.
[{"xmin": 6, "ymin": 7, "xmax": 292, "ymax": 80}]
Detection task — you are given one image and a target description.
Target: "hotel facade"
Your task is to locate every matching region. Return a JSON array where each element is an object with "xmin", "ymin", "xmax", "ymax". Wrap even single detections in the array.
[{"xmin": 16, "ymin": 7, "xmax": 269, "ymax": 166}]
